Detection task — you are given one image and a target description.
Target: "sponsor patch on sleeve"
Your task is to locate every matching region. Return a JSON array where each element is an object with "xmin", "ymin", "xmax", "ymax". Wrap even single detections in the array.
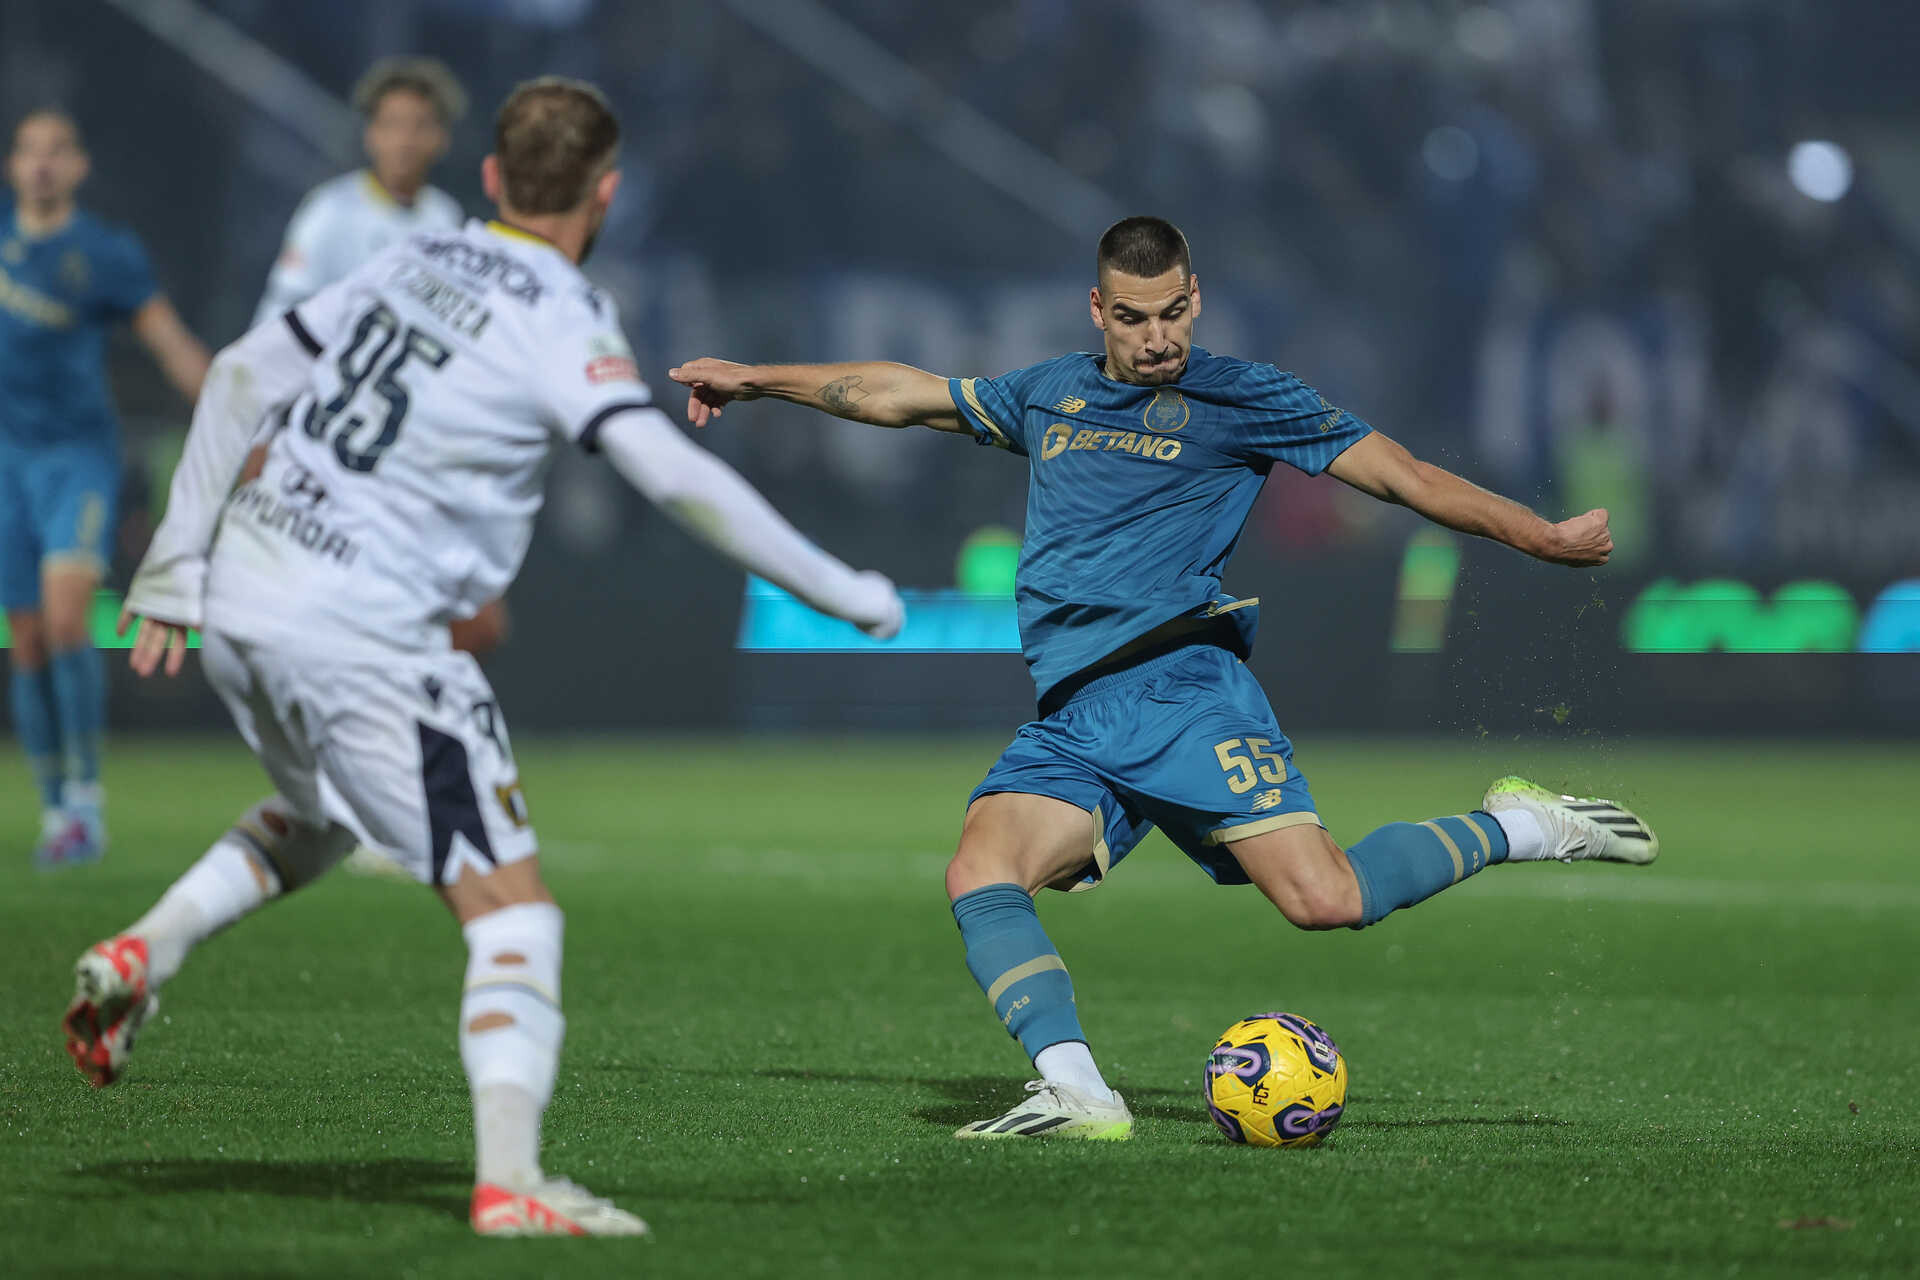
[
  {"xmin": 584, "ymin": 333, "xmax": 640, "ymax": 384},
  {"xmin": 586, "ymin": 355, "xmax": 640, "ymax": 384}
]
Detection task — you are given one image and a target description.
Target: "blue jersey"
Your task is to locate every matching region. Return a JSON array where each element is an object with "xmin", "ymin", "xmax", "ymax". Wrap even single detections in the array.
[
  {"xmin": 947, "ymin": 346, "xmax": 1373, "ymax": 701},
  {"xmin": 0, "ymin": 197, "xmax": 158, "ymax": 451}
]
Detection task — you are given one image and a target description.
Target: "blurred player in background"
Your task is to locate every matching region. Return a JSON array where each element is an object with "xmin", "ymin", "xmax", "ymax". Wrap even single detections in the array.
[
  {"xmin": 69, "ymin": 77, "xmax": 900, "ymax": 1237},
  {"xmin": 2, "ymin": 108, "xmax": 209, "ymax": 867},
  {"xmin": 672, "ymin": 215, "xmax": 1659, "ymax": 1142},
  {"xmin": 253, "ymin": 56, "xmax": 466, "ymax": 326}
]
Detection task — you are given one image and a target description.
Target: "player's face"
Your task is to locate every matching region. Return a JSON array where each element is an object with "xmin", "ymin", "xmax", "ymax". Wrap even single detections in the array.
[
  {"xmin": 7, "ymin": 115, "xmax": 87, "ymax": 209},
  {"xmin": 364, "ymin": 89, "xmax": 448, "ymax": 197},
  {"xmin": 1092, "ymin": 268, "xmax": 1200, "ymax": 385}
]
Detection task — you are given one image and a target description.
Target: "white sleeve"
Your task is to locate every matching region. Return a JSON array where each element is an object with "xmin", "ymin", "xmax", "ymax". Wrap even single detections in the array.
[
  {"xmin": 598, "ymin": 409, "xmax": 903, "ymax": 637},
  {"xmin": 124, "ymin": 315, "xmax": 318, "ymax": 627},
  {"xmin": 252, "ymin": 191, "xmax": 334, "ymax": 327},
  {"xmin": 536, "ymin": 300, "xmax": 657, "ymax": 451}
]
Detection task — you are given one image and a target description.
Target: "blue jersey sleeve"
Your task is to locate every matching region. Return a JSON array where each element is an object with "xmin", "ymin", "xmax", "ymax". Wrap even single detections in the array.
[
  {"xmin": 948, "ymin": 362, "xmax": 1054, "ymax": 457},
  {"xmin": 1232, "ymin": 364, "xmax": 1374, "ymax": 475},
  {"xmin": 97, "ymin": 230, "xmax": 159, "ymax": 322}
]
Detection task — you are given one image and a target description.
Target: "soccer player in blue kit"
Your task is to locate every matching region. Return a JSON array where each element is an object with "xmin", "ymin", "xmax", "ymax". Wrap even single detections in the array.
[
  {"xmin": 2, "ymin": 109, "xmax": 210, "ymax": 865},
  {"xmin": 670, "ymin": 217, "xmax": 1659, "ymax": 1139}
]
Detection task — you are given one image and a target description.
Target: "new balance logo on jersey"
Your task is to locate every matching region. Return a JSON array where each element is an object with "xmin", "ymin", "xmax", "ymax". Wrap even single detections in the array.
[
  {"xmin": 1250, "ymin": 789, "xmax": 1287, "ymax": 812},
  {"xmin": 1053, "ymin": 396, "xmax": 1087, "ymax": 414}
]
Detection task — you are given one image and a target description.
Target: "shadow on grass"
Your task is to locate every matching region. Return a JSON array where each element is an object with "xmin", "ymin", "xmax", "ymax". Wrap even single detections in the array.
[
  {"xmin": 754, "ymin": 1067, "xmax": 1213, "ymax": 1130},
  {"xmin": 71, "ymin": 1157, "xmax": 469, "ymax": 1221},
  {"xmin": 755, "ymin": 1069, "xmax": 1576, "ymax": 1134}
]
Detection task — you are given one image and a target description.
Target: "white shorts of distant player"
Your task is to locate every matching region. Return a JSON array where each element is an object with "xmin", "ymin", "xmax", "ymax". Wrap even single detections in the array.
[{"xmin": 201, "ymin": 631, "xmax": 537, "ymax": 886}]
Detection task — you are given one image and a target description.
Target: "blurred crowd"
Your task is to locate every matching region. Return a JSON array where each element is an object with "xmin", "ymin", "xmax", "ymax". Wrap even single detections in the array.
[{"xmin": 7, "ymin": 0, "xmax": 1917, "ymax": 580}]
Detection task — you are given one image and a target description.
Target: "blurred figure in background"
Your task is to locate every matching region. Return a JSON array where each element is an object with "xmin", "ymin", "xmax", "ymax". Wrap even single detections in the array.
[
  {"xmin": 252, "ymin": 57, "xmax": 466, "ymax": 326},
  {"xmin": 2, "ymin": 108, "xmax": 209, "ymax": 867}
]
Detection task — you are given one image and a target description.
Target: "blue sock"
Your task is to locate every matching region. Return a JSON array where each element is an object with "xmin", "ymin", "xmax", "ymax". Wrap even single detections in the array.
[
  {"xmin": 1345, "ymin": 812, "xmax": 1508, "ymax": 928},
  {"xmin": 10, "ymin": 664, "xmax": 64, "ymax": 809},
  {"xmin": 48, "ymin": 646, "xmax": 105, "ymax": 790},
  {"xmin": 952, "ymin": 883, "xmax": 1085, "ymax": 1062}
]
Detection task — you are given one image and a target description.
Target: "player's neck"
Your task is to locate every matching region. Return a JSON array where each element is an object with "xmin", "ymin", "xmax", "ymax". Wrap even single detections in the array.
[
  {"xmin": 367, "ymin": 170, "xmax": 424, "ymax": 208},
  {"xmin": 13, "ymin": 198, "xmax": 76, "ymax": 239},
  {"xmin": 489, "ymin": 212, "xmax": 588, "ymax": 265}
]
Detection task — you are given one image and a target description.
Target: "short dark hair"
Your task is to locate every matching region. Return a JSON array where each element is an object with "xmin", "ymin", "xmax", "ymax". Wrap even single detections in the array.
[
  {"xmin": 1096, "ymin": 216, "xmax": 1191, "ymax": 281},
  {"xmin": 11, "ymin": 107, "xmax": 83, "ymax": 151},
  {"xmin": 353, "ymin": 56, "xmax": 468, "ymax": 125},
  {"xmin": 493, "ymin": 77, "xmax": 620, "ymax": 215}
]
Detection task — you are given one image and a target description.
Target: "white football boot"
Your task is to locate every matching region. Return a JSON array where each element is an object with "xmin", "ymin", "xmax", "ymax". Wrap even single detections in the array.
[
  {"xmin": 954, "ymin": 1080, "xmax": 1134, "ymax": 1141},
  {"xmin": 471, "ymin": 1177, "xmax": 649, "ymax": 1237},
  {"xmin": 63, "ymin": 935, "xmax": 159, "ymax": 1087},
  {"xmin": 1482, "ymin": 776, "xmax": 1659, "ymax": 865}
]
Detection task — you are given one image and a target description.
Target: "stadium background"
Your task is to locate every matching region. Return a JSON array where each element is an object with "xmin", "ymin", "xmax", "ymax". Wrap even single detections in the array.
[
  {"xmin": 5, "ymin": 5, "xmax": 1919, "ymax": 1277},
  {"xmin": 2, "ymin": 0, "xmax": 1916, "ymax": 735}
]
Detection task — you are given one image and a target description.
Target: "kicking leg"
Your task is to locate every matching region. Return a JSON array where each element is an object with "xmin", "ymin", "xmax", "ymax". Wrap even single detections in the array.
[
  {"xmin": 945, "ymin": 792, "xmax": 1133, "ymax": 1140},
  {"xmin": 1228, "ymin": 812, "xmax": 1506, "ymax": 929},
  {"xmin": 1231, "ymin": 782, "xmax": 1656, "ymax": 932}
]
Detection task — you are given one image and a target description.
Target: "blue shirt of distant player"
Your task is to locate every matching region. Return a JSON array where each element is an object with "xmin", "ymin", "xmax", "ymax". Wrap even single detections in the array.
[
  {"xmin": 0, "ymin": 195, "xmax": 158, "ymax": 450},
  {"xmin": 948, "ymin": 347, "xmax": 1373, "ymax": 700}
]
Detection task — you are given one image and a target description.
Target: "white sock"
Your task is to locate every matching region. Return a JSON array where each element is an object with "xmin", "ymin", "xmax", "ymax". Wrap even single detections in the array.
[
  {"xmin": 460, "ymin": 902, "xmax": 565, "ymax": 1190},
  {"xmin": 130, "ymin": 839, "xmax": 273, "ymax": 986},
  {"xmin": 1491, "ymin": 807, "xmax": 1546, "ymax": 861},
  {"xmin": 1034, "ymin": 1041, "xmax": 1115, "ymax": 1102}
]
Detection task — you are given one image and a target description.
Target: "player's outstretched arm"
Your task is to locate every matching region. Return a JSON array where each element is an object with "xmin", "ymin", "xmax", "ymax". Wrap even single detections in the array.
[
  {"xmin": 597, "ymin": 408, "xmax": 905, "ymax": 639},
  {"xmin": 1325, "ymin": 431, "xmax": 1613, "ymax": 567},
  {"xmin": 121, "ymin": 318, "xmax": 320, "ymax": 674},
  {"xmin": 668, "ymin": 358, "xmax": 967, "ymax": 433}
]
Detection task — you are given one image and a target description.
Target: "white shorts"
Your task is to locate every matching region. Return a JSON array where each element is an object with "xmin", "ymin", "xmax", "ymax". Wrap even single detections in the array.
[{"xmin": 202, "ymin": 630, "xmax": 538, "ymax": 886}]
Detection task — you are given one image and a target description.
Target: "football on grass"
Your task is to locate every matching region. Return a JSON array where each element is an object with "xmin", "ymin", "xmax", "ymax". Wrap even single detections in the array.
[{"xmin": 1204, "ymin": 1012, "xmax": 1348, "ymax": 1147}]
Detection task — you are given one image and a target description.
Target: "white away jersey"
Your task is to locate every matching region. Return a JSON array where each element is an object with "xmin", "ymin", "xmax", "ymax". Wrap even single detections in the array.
[
  {"xmin": 208, "ymin": 219, "xmax": 652, "ymax": 656},
  {"xmin": 253, "ymin": 171, "xmax": 464, "ymax": 326}
]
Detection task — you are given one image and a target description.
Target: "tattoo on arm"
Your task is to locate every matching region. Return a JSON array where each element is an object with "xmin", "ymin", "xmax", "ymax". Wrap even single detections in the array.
[{"xmin": 818, "ymin": 375, "xmax": 871, "ymax": 416}]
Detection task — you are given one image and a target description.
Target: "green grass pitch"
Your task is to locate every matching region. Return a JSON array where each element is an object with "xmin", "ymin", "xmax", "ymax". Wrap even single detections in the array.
[{"xmin": 3, "ymin": 734, "xmax": 1916, "ymax": 1278}]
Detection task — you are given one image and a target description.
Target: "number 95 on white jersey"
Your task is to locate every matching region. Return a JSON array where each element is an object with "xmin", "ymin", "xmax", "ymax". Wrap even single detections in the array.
[{"xmin": 207, "ymin": 219, "xmax": 652, "ymax": 659}]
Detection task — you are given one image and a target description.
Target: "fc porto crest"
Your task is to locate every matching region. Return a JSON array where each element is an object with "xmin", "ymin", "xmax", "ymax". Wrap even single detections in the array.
[{"xmin": 1143, "ymin": 387, "xmax": 1190, "ymax": 433}]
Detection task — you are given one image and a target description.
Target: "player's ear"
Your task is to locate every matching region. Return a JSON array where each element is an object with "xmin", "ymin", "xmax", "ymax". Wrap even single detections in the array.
[
  {"xmin": 481, "ymin": 154, "xmax": 502, "ymax": 205},
  {"xmin": 595, "ymin": 167, "xmax": 621, "ymax": 211},
  {"xmin": 1089, "ymin": 285, "xmax": 1106, "ymax": 332},
  {"xmin": 1188, "ymin": 273, "xmax": 1201, "ymax": 321}
]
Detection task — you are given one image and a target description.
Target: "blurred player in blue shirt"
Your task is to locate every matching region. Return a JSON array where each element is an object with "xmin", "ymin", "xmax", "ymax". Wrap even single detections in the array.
[
  {"xmin": 671, "ymin": 216, "xmax": 1659, "ymax": 1140},
  {"xmin": 2, "ymin": 109, "xmax": 209, "ymax": 866}
]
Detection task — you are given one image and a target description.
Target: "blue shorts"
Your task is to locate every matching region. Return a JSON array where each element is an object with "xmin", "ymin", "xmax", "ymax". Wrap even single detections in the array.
[
  {"xmin": 972, "ymin": 643, "xmax": 1321, "ymax": 889},
  {"xmin": 0, "ymin": 442, "xmax": 120, "ymax": 611}
]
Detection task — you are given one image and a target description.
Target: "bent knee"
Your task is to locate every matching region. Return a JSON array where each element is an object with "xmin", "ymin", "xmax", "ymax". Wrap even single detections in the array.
[{"xmin": 1263, "ymin": 879, "xmax": 1363, "ymax": 931}]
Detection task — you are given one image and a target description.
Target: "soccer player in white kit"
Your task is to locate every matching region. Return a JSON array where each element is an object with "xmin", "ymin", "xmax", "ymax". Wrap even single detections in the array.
[
  {"xmin": 253, "ymin": 57, "xmax": 467, "ymax": 327},
  {"xmin": 62, "ymin": 78, "xmax": 902, "ymax": 1238},
  {"xmin": 249, "ymin": 59, "xmax": 503, "ymax": 879}
]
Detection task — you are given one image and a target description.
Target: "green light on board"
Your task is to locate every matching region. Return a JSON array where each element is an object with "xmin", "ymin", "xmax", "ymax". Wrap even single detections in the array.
[
  {"xmin": 0, "ymin": 589, "xmax": 200, "ymax": 651},
  {"xmin": 1621, "ymin": 579, "xmax": 1856, "ymax": 653},
  {"xmin": 956, "ymin": 526, "xmax": 1021, "ymax": 596},
  {"xmin": 1391, "ymin": 530, "xmax": 1459, "ymax": 653}
]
